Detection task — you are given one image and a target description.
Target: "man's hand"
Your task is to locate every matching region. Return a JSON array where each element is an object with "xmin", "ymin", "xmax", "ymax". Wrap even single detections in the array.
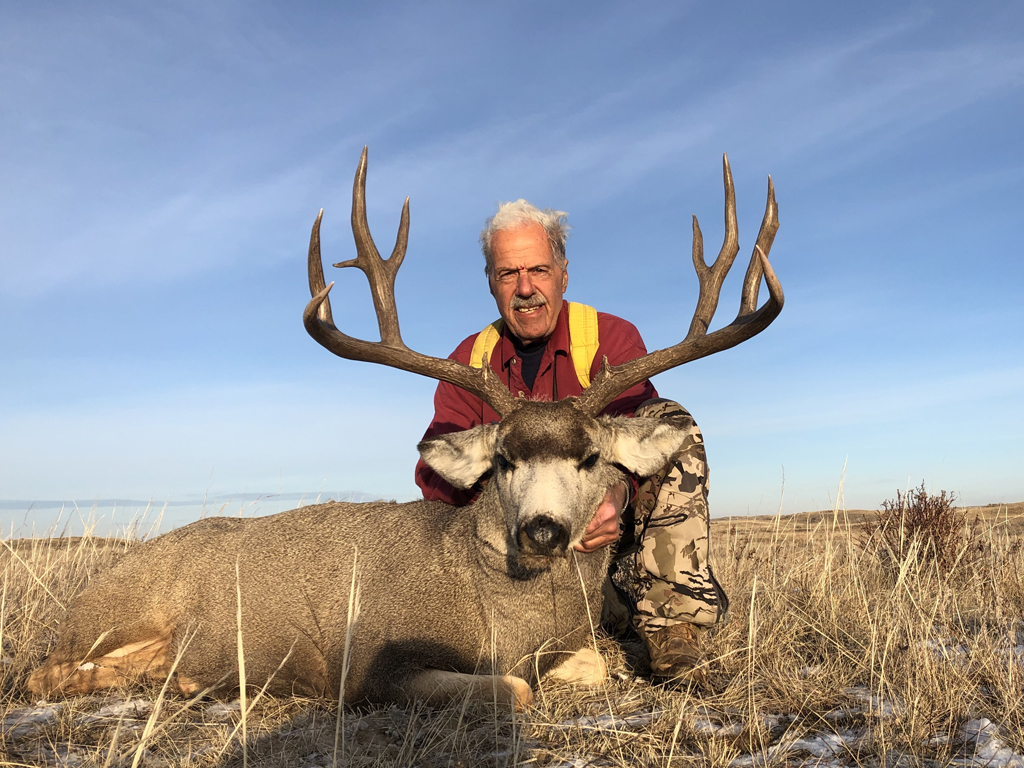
[{"xmin": 575, "ymin": 482, "xmax": 627, "ymax": 553}]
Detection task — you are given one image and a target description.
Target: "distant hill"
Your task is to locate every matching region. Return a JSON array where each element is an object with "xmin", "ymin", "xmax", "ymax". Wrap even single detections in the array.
[
  {"xmin": 715, "ymin": 501, "xmax": 1024, "ymax": 542},
  {"xmin": 0, "ymin": 491, "xmax": 400, "ymax": 511}
]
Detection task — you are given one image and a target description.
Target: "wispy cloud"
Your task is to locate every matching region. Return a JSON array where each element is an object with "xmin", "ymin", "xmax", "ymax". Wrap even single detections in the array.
[{"xmin": 3, "ymin": 7, "xmax": 1021, "ymax": 297}]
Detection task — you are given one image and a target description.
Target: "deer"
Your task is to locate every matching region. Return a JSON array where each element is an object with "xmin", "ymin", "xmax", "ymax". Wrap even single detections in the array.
[{"xmin": 27, "ymin": 148, "xmax": 783, "ymax": 711}]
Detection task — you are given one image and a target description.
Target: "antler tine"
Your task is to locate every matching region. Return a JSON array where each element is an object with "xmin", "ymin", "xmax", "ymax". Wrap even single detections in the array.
[
  {"xmin": 304, "ymin": 150, "xmax": 519, "ymax": 418},
  {"xmin": 575, "ymin": 160, "xmax": 784, "ymax": 416},
  {"xmin": 739, "ymin": 176, "xmax": 779, "ymax": 314},
  {"xmin": 687, "ymin": 153, "xmax": 740, "ymax": 338},
  {"xmin": 331, "ymin": 146, "xmax": 407, "ymax": 348},
  {"xmin": 307, "ymin": 208, "xmax": 334, "ymax": 326}
]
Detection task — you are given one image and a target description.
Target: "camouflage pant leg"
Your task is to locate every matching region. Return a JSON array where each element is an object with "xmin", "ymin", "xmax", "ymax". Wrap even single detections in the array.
[{"xmin": 605, "ymin": 398, "xmax": 729, "ymax": 635}]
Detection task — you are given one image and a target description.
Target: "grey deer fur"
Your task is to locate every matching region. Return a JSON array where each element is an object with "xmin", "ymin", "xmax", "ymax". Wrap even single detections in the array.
[{"xmin": 28, "ymin": 147, "xmax": 783, "ymax": 709}]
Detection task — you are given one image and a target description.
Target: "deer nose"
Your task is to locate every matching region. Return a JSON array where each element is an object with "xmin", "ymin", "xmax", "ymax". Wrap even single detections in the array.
[{"xmin": 519, "ymin": 515, "xmax": 569, "ymax": 555}]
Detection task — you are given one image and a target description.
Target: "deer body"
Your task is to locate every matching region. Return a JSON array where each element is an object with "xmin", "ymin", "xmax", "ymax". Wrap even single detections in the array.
[
  {"xmin": 33, "ymin": 495, "xmax": 606, "ymax": 705},
  {"xmin": 28, "ymin": 401, "xmax": 691, "ymax": 707}
]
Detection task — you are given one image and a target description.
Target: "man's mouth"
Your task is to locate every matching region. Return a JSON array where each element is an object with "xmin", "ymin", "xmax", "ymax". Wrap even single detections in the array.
[{"xmin": 511, "ymin": 297, "xmax": 547, "ymax": 316}]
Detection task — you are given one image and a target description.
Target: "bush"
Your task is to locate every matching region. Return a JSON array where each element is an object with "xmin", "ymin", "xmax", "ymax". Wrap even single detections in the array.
[{"xmin": 863, "ymin": 482, "xmax": 979, "ymax": 579}]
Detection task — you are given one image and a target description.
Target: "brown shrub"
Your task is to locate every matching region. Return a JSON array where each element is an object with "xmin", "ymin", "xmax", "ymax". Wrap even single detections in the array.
[{"xmin": 863, "ymin": 482, "xmax": 981, "ymax": 579}]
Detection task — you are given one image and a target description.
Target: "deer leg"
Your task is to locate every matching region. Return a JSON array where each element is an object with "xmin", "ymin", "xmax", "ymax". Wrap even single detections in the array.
[
  {"xmin": 404, "ymin": 669, "xmax": 533, "ymax": 711},
  {"xmin": 542, "ymin": 647, "xmax": 607, "ymax": 686},
  {"xmin": 27, "ymin": 630, "xmax": 175, "ymax": 697},
  {"xmin": 173, "ymin": 675, "xmax": 202, "ymax": 696}
]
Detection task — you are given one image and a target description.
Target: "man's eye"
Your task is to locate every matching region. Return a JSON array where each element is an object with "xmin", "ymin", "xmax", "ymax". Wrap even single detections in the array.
[{"xmin": 530, "ymin": 267, "xmax": 550, "ymax": 277}]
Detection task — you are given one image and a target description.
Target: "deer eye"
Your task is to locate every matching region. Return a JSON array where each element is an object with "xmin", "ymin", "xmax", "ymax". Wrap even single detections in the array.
[
  {"xmin": 496, "ymin": 454, "xmax": 513, "ymax": 471},
  {"xmin": 580, "ymin": 452, "xmax": 600, "ymax": 470}
]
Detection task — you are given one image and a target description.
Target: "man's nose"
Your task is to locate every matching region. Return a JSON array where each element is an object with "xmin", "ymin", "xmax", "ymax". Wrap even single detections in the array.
[{"xmin": 515, "ymin": 271, "xmax": 534, "ymax": 295}]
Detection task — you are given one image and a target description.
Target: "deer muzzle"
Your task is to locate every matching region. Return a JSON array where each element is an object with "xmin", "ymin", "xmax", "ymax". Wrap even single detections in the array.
[{"xmin": 517, "ymin": 515, "xmax": 570, "ymax": 556}]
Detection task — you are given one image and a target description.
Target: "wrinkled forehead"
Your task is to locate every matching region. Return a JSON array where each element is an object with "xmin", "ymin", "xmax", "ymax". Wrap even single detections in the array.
[
  {"xmin": 489, "ymin": 223, "xmax": 559, "ymax": 270},
  {"xmin": 497, "ymin": 402, "xmax": 596, "ymax": 461}
]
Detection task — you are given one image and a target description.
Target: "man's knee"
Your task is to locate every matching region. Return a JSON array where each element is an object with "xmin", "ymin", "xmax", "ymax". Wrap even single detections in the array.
[
  {"xmin": 634, "ymin": 398, "xmax": 705, "ymax": 470},
  {"xmin": 634, "ymin": 398, "xmax": 693, "ymax": 423}
]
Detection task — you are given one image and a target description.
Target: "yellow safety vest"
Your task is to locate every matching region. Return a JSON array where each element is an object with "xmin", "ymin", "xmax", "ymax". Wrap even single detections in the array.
[{"xmin": 468, "ymin": 302, "xmax": 599, "ymax": 388}]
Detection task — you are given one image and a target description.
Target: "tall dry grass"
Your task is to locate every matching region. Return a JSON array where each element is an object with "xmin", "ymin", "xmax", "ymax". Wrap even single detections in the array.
[{"xmin": 1, "ymin": 500, "xmax": 1022, "ymax": 767}]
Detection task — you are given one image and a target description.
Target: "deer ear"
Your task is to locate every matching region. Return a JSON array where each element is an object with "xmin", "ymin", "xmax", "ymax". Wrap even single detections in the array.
[
  {"xmin": 600, "ymin": 417, "xmax": 689, "ymax": 477},
  {"xmin": 418, "ymin": 424, "xmax": 499, "ymax": 489}
]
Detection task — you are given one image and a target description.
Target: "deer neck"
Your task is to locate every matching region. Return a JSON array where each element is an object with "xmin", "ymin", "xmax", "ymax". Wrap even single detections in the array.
[{"xmin": 464, "ymin": 482, "xmax": 511, "ymax": 557}]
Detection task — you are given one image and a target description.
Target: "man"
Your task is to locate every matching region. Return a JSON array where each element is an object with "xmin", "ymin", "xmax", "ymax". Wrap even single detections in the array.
[{"xmin": 415, "ymin": 199, "xmax": 728, "ymax": 681}]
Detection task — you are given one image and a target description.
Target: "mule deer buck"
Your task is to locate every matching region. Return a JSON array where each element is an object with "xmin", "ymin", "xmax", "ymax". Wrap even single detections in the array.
[{"xmin": 27, "ymin": 149, "xmax": 783, "ymax": 710}]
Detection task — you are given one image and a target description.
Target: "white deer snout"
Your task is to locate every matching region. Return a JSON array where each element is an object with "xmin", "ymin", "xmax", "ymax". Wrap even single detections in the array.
[{"xmin": 507, "ymin": 460, "xmax": 591, "ymax": 555}]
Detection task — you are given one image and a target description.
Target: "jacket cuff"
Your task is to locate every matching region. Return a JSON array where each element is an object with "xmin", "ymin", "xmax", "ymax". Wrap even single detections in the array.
[{"xmin": 624, "ymin": 474, "xmax": 639, "ymax": 510}]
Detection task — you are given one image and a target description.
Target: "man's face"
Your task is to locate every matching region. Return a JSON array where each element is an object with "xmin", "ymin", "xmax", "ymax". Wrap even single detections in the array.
[{"xmin": 488, "ymin": 222, "xmax": 569, "ymax": 345}]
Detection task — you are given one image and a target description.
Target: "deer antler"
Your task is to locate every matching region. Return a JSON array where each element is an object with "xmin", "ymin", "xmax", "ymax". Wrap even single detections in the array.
[
  {"xmin": 304, "ymin": 147, "xmax": 518, "ymax": 417},
  {"xmin": 575, "ymin": 154, "xmax": 784, "ymax": 416}
]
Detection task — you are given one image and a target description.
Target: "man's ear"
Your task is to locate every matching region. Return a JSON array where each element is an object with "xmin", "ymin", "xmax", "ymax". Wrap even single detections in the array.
[
  {"xmin": 598, "ymin": 417, "xmax": 689, "ymax": 477},
  {"xmin": 418, "ymin": 424, "xmax": 499, "ymax": 489}
]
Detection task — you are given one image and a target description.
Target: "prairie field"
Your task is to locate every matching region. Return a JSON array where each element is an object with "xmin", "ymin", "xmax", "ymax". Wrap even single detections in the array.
[{"xmin": 2, "ymin": 499, "xmax": 1023, "ymax": 767}]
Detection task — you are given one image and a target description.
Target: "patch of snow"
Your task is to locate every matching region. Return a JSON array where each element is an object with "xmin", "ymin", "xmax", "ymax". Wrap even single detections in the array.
[
  {"xmin": 2, "ymin": 702, "xmax": 64, "ymax": 739},
  {"xmin": 489, "ymin": 739, "xmax": 543, "ymax": 760},
  {"xmin": 76, "ymin": 661, "xmax": 97, "ymax": 671},
  {"xmin": 691, "ymin": 712, "xmax": 790, "ymax": 740},
  {"xmin": 845, "ymin": 686, "xmax": 903, "ymax": 719},
  {"xmin": 798, "ymin": 665, "xmax": 823, "ymax": 678},
  {"xmin": 547, "ymin": 759, "xmax": 619, "ymax": 768},
  {"xmin": 76, "ymin": 698, "xmax": 152, "ymax": 724},
  {"xmin": 823, "ymin": 706, "xmax": 862, "ymax": 722},
  {"xmin": 556, "ymin": 709, "xmax": 662, "ymax": 731},
  {"xmin": 729, "ymin": 729, "xmax": 859, "ymax": 767},
  {"xmin": 205, "ymin": 699, "xmax": 242, "ymax": 721},
  {"xmin": 789, "ymin": 731, "xmax": 853, "ymax": 757},
  {"xmin": 1001, "ymin": 645, "xmax": 1024, "ymax": 663},
  {"xmin": 729, "ymin": 745, "xmax": 781, "ymax": 767},
  {"xmin": 952, "ymin": 718, "xmax": 1024, "ymax": 768},
  {"xmin": 920, "ymin": 637, "xmax": 970, "ymax": 661},
  {"xmin": 920, "ymin": 632, "xmax": 1024, "ymax": 667},
  {"xmin": 692, "ymin": 718, "xmax": 744, "ymax": 737},
  {"xmin": 18, "ymin": 742, "xmax": 86, "ymax": 767},
  {"xmin": 761, "ymin": 713, "xmax": 790, "ymax": 729}
]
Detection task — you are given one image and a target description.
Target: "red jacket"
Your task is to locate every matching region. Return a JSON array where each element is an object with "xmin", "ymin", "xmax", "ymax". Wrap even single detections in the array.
[{"xmin": 415, "ymin": 300, "xmax": 658, "ymax": 505}]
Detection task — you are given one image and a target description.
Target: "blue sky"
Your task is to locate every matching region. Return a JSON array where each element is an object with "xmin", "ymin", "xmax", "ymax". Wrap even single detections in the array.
[{"xmin": 2, "ymin": 1, "xmax": 1022, "ymax": 525}]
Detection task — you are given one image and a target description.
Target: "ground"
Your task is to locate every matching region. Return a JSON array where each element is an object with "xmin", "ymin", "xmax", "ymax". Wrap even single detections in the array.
[{"xmin": 2, "ymin": 502, "xmax": 1023, "ymax": 767}]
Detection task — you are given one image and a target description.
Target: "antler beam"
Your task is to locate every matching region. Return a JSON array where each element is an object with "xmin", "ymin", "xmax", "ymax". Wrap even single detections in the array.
[
  {"xmin": 304, "ymin": 147, "xmax": 518, "ymax": 418},
  {"xmin": 575, "ymin": 154, "xmax": 784, "ymax": 416}
]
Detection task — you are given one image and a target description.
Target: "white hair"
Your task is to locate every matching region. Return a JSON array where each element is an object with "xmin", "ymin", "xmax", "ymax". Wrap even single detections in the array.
[{"xmin": 480, "ymin": 199, "xmax": 571, "ymax": 276}]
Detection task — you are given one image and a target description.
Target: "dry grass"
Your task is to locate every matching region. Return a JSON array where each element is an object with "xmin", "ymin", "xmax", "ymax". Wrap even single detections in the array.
[{"xmin": 2, "ymin": 499, "xmax": 1023, "ymax": 767}]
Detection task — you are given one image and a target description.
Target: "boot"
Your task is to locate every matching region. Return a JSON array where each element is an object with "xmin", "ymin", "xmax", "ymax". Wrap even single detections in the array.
[{"xmin": 643, "ymin": 623, "xmax": 707, "ymax": 686}]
